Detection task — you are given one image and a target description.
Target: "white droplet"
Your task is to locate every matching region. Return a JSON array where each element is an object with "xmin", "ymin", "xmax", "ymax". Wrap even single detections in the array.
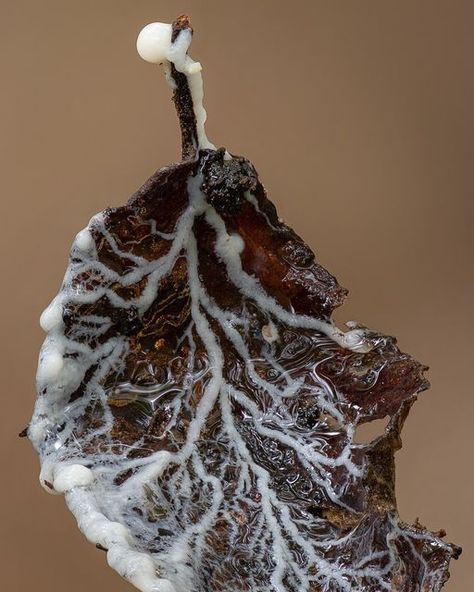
[
  {"xmin": 137, "ymin": 22, "xmax": 173, "ymax": 64},
  {"xmin": 40, "ymin": 300, "xmax": 63, "ymax": 332},
  {"xmin": 39, "ymin": 351, "xmax": 64, "ymax": 380},
  {"xmin": 75, "ymin": 228, "xmax": 94, "ymax": 251},
  {"xmin": 54, "ymin": 464, "xmax": 95, "ymax": 493}
]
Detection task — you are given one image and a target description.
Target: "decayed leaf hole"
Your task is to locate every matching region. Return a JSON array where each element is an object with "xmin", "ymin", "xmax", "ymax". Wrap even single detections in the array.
[{"xmin": 354, "ymin": 416, "xmax": 390, "ymax": 444}]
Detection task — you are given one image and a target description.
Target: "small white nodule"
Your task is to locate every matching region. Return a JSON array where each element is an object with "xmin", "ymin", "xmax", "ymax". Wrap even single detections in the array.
[
  {"xmin": 137, "ymin": 22, "xmax": 173, "ymax": 64},
  {"xmin": 342, "ymin": 329, "xmax": 371, "ymax": 352},
  {"xmin": 262, "ymin": 322, "xmax": 279, "ymax": 343}
]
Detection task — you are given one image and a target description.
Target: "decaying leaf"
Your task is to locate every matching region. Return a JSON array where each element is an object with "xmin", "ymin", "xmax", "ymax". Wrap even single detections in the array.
[{"xmin": 28, "ymin": 16, "xmax": 460, "ymax": 592}]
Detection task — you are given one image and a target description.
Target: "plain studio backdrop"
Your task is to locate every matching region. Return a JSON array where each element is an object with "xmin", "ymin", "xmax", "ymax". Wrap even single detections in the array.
[{"xmin": 1, "ymin": 1, "xmax": 472, "ymax": 590}]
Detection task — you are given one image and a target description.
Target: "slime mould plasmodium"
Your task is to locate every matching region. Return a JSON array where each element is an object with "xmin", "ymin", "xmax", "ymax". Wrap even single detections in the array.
[{"xmin": 26, "ymin": 15, "xmax": 460, "ymax": 592}]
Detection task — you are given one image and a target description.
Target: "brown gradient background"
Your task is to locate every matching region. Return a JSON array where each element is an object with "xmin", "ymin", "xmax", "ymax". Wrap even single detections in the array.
[{"xmin": 1, "ymin": 1, "xmax": 473, "ymax": 590}]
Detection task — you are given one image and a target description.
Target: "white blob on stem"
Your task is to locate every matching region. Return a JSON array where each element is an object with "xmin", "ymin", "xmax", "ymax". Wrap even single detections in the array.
[
  {"xmin": 137, "ymin": 21, "xmax": 215, "ymax": 151},
  {"xmin": 137, "ymin": 23, "xmax": 172, "ymax": 64}
]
